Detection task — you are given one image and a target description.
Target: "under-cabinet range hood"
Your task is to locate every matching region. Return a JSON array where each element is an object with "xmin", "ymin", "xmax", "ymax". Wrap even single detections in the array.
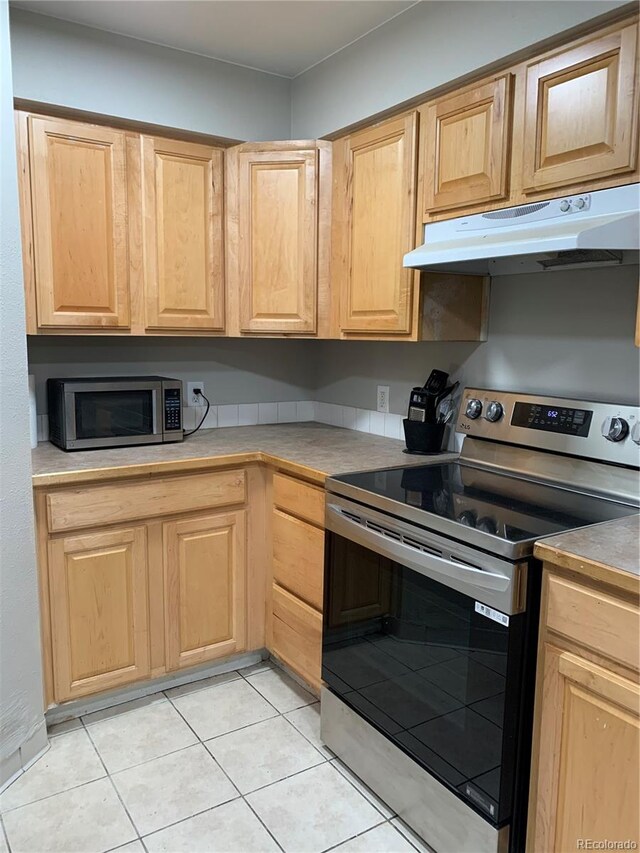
[{"xmin": 404, "ymin": 184, "xmax": 640, "ymax": 275}]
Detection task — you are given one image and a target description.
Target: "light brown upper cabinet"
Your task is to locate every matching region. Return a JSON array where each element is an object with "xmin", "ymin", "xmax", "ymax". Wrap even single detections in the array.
[
  {"xmin": 334, "ymin": 114, "xmax": 418, "ymax": 336},
  {"xmin": 423, "ymin": 75, "xmax": 512, "ymax": 215},
  {"xmin": 25, "ymin": 116, "xmax": 131, "ymax": 329},
  {"xmin": 226, "ymin": 141, "xmax": 330, "ymax": 336},
  {"xmin": 522, "ymin": 23, "xmax": 639, "ymax": 193},
  {"xmin": 141, "ymin": 136, "xmax": 225, "ymax": 331}
]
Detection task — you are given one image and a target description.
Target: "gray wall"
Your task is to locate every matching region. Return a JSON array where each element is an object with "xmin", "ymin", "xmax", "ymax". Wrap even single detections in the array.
[
  {"xmin": 9, "ymin": 8, "xmax": 291, "ymax": 141},
  {"xmin": 291, "ymin": 0, "xmax": 628, "ymax": 138},
  {"xmin": 28, "ymin": 337, "xmax": 315, "ymax": 413},
  {"xmin": 0, "ymin": 0, "xmax": 46, "ymax": 787},
  {"xmin": 315, "ymin": 265, "xmax": 640, "ymax": 414}
]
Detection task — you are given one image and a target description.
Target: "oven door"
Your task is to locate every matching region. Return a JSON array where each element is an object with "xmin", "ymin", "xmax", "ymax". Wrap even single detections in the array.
[
  {"xmin": 64, "ymin": 381, "xmax": 163, "ymax": 449},
  {"xmin": 323, "ymin": 495, "xmax": 534, "ymax": 832}
]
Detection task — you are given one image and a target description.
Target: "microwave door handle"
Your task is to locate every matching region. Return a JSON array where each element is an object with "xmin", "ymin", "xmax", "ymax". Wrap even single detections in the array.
[
  {"xmin": 152, "ymin": 386, "xmax": 160, "ymax": 435},
  {"xmin": 326, "ymin": 504, "xmax": 511, "ymax": 593}
]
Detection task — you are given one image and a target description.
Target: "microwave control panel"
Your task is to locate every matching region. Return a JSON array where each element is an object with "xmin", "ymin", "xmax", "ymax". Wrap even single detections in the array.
[{"xmin": 164, "ymin": 388, "xmax": 182, "ymax": 432}]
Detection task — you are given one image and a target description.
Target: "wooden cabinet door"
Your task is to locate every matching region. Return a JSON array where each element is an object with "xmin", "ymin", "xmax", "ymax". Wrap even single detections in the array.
[
  {"xmin": 530, "ymin": 645, "xmax": 639, "ymax": 852},
  {"xmin": 28, "ymin": 116, "xmax": 130, "ymax": 329},
  {"xmin": 234, "ymin": 146, "xmax": 318, "ymax": 334},
  {"xmin": 522, "ymin": 24, "xmax": 639, "ymax": 193},
  {"xmin": 142, "ymin": 137, "xmax": 224, "ymax": 330},
  {"xmin": 163, "ymin": 511, "xmax": 246, "ymax": 671},
  {"xmin": 48, "ymin": 527, "xmax": 150, "ymax": 701},
  {"xmin": 424, "ymin": 75, "xmax": 511, "ymax": 214},
  {"xmin": 337, "ymin": 113, "xmax": 418, "ymax": 335}
]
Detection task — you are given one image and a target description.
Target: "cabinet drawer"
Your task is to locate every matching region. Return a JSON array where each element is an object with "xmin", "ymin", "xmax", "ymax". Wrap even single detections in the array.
[
  {"xmin": 271, "ymin": 583, "xmax": 322, "ymax": 691},
  {"xmin": 47, "ymin": 469, "xmax": 246, "ymax": 532},
  {"xmin": 273, "ymin": 473, "xmax": 325, "ymax": 527},
  {"xmin": 546, "ymin": 573, "xmax": 640, "ymax": 672},
  {"xmin": 273, "ymin": 509, "xmax": 324, "ymax": 610}
]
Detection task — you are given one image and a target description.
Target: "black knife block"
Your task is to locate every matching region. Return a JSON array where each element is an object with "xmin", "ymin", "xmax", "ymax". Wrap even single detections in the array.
[{"xmin": 403, "ymin": 419, "xmax": 445, "ymax": 455}]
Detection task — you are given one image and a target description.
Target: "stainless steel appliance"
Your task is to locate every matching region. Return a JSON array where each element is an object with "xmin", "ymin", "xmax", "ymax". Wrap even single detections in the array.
[
  {"xmin": 47, "ymin": 376, "xmax": 183, "ymax": 451},
  {"xmin": 321, "ymin": 388, "xmax": 640, "ymax": 853}
]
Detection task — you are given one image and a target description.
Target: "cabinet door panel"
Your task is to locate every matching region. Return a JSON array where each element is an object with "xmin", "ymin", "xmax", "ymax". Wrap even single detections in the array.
[
  {"xmin": 143, "ymin": 137, "xmax": 224, "ymax": 330},
  {"xmin": 238, "ymin": 148, "xmax": 317, "ymax": 333},
  {"xmin": 164, "ymin": 511, "xmax": 246, "ymax": 670},
  {"xmin": 522, "ymin": 25, "xmax": 638, "ymax": 192},
  {"xmin": 29, "ymin": 117, "xmax": 130, "ymax": 328},
  {"xmin": 49, "ymin": 527, "xmax": 149, "ymax": 701},
  {"xmin": 424, "ymin": 75, "xmax": 511, "ymax": 213},
  {"xmin": 339, "ymin": 114, "xmax": 418, "ymax": 334},
  {"xmin": 531, "ymin": 644, "xmax": 640, "ymax": 851}
]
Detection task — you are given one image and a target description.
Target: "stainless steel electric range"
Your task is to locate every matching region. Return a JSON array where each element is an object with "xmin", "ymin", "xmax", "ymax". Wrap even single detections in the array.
[{"xmin": 320, "ymin": 388, "xmax": 640, "ymax": 853}]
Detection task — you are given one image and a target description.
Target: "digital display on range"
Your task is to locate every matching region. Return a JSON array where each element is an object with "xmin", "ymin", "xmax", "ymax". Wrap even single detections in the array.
[{"xmin": 511, "ymin": 402, "xmax": 592, "ymax": 436}]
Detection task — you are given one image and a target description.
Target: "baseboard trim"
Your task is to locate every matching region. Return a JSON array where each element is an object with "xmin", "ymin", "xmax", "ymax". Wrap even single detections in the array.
[
  {"xmin": 0, "ymin": 719, "xmax": 49, "ymax": 794},
  {"xmin": 45, "ymin": 649, "xmax": 266, "ymax": 724}
]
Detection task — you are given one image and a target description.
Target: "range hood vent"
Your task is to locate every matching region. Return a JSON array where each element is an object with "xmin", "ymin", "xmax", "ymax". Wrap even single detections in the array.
[
  {"xmin": 404, "ymin": 185, "xmax": 639, "ymax": 276},
  {"xmin": 537, "ymin": 249, "xmax": 622, "ymax": 269}
]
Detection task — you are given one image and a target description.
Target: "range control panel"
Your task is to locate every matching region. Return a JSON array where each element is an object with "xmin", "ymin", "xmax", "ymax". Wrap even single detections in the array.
[{"xmin": 457, "ymin": 388, "xmax": 640, "ymax": 467}]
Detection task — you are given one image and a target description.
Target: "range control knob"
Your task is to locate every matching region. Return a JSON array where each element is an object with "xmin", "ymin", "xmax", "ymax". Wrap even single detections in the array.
[
  {"xmin": 477, "ymin": 516, "xmax": 498, "ymax": 536},
  {"xmin": 484, "ymin": 401, "xmax": 504, "ymax": 423},
  {"xmin": 631, "ymin": 422, "xmax": 640, "ymax": 446},
  {"xmin": 465, "ymin": 399, "xmax": 483, "ymax": 420},
  {"xmin": 602, "ymin": 417, "xmax": 629, "ymax": 443},
  {"xmin": 559, "ymin": 199, "xmax": 570, "ymax": 212},
  {"xmin": 458, "ymin": 511, "xmax": 477, "ymax": 527}
]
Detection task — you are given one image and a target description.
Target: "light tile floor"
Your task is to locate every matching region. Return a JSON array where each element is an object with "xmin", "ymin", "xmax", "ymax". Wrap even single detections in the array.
[{"xmin": 0, "ymin": 661, "xmax": 433, "ymax": 853}]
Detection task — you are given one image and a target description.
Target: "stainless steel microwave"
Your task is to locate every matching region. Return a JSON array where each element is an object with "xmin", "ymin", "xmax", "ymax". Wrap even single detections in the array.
[{"xmin": 47, "ymin": 377, "xmax": 183, "ymax": 451}]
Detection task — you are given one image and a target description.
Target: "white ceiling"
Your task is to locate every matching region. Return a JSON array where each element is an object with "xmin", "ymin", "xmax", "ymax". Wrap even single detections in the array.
[{"xmin": 11, "ymin": 0, "xmax": 418, "ymax": 77}]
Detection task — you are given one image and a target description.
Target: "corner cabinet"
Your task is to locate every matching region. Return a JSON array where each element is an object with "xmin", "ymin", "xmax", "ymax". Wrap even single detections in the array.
[
  {"xmin": 522, "ymin": 24, "xmax": 639, "ymax": 194},
  {"xmin": 333, "ymin": 114, "xmax": 418, "ymax": 336},
  {"xmin": 528, "ymin": 567, "xmax": 640, "ymax": 851},
  {"xmin": 141, "ymin": 136, "xmax": 225, "ymax": 331},
  {"xmin": 23, "ymin": 115, "xmax": 131, "ymax": 330},
  {"xmin": 423, "ymin": 74, "xmax": 512, "ymax": 215},
  {"xmin": 225, "ymin": 141, "xmax": 331, "ymax": 336}
]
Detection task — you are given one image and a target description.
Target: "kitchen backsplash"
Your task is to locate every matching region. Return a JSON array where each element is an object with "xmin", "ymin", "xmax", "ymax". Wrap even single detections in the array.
[{"xmin": 35, "ymin": 400, "xmax": 407, "ymax": 442}]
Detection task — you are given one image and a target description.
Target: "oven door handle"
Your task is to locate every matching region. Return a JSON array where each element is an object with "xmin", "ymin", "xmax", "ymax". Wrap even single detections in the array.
[{"xmin": 326, "ymin": 503, "xmax": 513, "ymax": 595}]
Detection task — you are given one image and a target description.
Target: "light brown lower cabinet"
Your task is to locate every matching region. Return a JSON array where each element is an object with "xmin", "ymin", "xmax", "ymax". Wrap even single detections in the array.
[
  {"xmin": 528, "ymin": 566, "xmax": 640, "ymax": 852},
  {"xmin": 163, "ymin": 511, "xmax": 246, "ymax": 671},
  {"xmin": 36, "ymin": 468, "xmax": 251, "ymax": 706},
  {"xmin": 268, "ymin": 471, "xmax": 326, "ymax": 691},
  {"xmin": 48, "ymin": 526, "xmax": 150, "ymax": 701}
]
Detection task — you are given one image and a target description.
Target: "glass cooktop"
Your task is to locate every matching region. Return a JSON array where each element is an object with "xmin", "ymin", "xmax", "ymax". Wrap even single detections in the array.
[{"xmin": 329, "ymin": 462, "xmax": 637, "ymax": 557}]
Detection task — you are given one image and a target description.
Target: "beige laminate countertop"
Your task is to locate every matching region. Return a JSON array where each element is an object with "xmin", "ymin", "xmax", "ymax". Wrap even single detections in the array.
[
  {"xmin": 32, "ymin": 422, "xmax": 458, "ymax": 487},
  {"xmin": 535, "ymin": 514, "xmax": 640, "ymax": 594}
]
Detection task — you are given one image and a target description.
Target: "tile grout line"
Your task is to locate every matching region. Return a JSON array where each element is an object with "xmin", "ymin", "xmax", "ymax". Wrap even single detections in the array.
[
  {"xmin": 0, "ymin": 812, "xmax": 12, "ymax": 853},
  {"xmin": 329, "ymin": 758, "xmax": 397, "ymax": 822},
  {"xmin": 80, "ymin": 717, "xmax": 143, "ymax": 845},
  {"xmin": 319, "ymin": 817, "xmax": 390, "ymax": 853}
]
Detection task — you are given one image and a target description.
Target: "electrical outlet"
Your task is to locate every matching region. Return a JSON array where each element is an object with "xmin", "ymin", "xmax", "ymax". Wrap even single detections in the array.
[
  {"xmin": 187, "ymin": 381, "xmax": 205, "ymax": 407},
  {"xmin": 377, "ymin": 385, "xmax": 390, "ymax": 414}
]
